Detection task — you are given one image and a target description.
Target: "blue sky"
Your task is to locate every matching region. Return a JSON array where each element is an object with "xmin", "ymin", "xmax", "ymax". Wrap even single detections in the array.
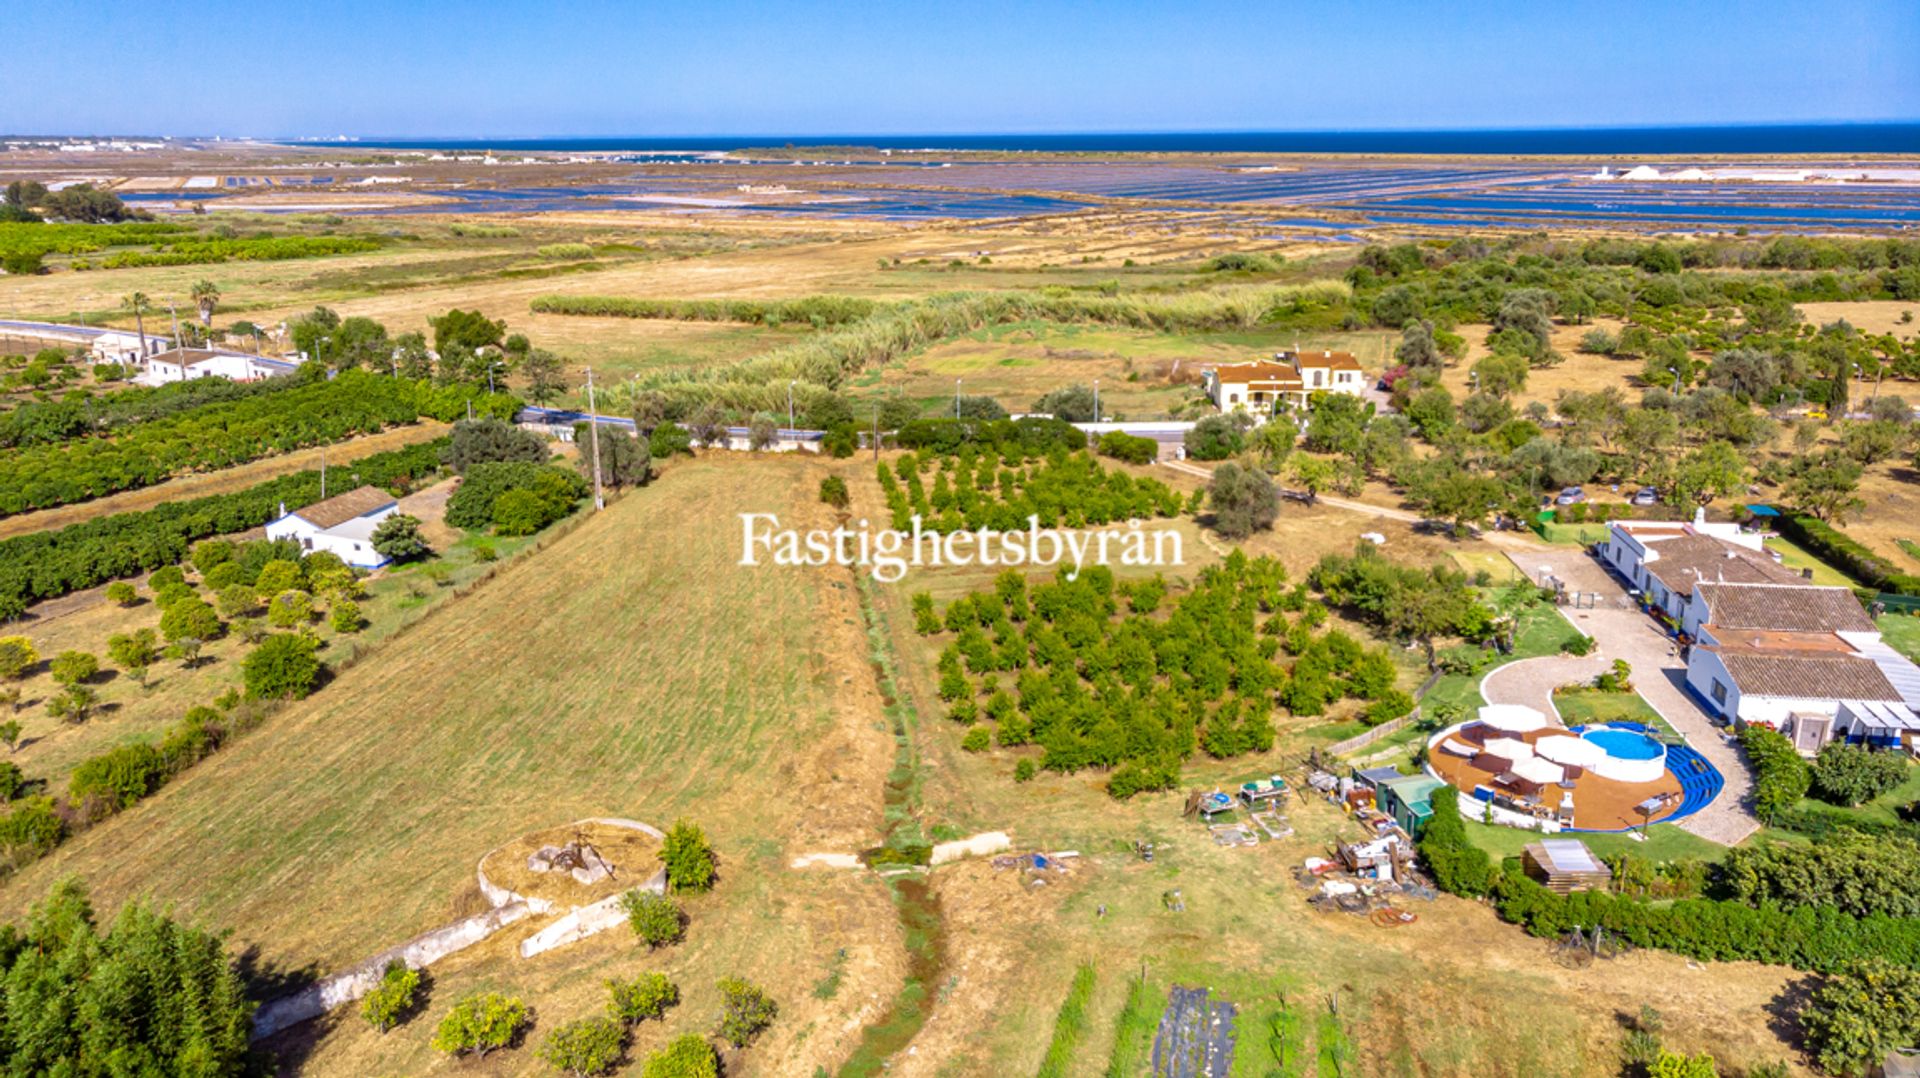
[{"xmin": 4, "ymin": 0, "xmax": 1916, "ymax": 137}]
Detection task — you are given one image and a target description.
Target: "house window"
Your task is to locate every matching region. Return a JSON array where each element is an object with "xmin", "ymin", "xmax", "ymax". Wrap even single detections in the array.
[{"xmin": 1710, "ymin": 680, "xmax": 1728, "ymax": 705}]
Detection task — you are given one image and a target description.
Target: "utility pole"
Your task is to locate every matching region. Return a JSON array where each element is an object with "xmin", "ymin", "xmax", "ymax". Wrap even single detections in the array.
[
  {"xmin": 585, "ymin": 367, "xmax": 605, "ymax": 511},
  {"xmin": 788, "ymin": 379, "xmax": 796, "ymax": 430},
  {"xmin": 955, "ymin": 378, "xmax": 962, "ymax": 418},
  {"xmin": 320, "ymin": 446, "xmax": 327, "ymax": 500},
  {"xmin": 166, "ymin": 303, "xmax": 181, "ymax": 350},
  {"xmin": 1093, "ymin": 379, "xmax": 1100, "ymax": 423},
  {"xmin": 871, "ymin": 404, "xmax": 879, "ymax": 462}
]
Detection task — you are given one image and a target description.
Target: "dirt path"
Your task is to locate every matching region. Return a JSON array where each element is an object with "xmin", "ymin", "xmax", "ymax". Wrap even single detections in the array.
[{"xmin": 0, "ymin": 422, "xmax": 449, "ymax": 541}]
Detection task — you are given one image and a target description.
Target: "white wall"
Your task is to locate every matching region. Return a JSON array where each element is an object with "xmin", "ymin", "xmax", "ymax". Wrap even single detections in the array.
[{"xmin": 1684, "ymin": 648, "xmax": 1740, "ymax": 718}]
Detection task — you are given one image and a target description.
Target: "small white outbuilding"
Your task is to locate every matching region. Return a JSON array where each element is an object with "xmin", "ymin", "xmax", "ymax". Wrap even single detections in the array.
[{"xmin": 264, "ymin": 486, "xmax": 400, "ymax": 569}]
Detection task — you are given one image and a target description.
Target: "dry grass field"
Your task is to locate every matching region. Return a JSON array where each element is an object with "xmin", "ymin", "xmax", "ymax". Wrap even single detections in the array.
[
  {"xmin": 0, "ymin": 454, "xmax": 906, "ymax": 1076},
  {"xmin": 854, "ymin": 321, "xmax": 1396, "ymax": 419}
]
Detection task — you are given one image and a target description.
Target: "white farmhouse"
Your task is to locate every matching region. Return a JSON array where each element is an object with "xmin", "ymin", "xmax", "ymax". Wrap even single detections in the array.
[
  {"xmin": 1600, "ymin": 515, "xmax": 1800, "ymax": 623},
  {"xmin": 138, "ymin": 347, "xmax": 301, "ymax": 386},
  {"xmin": 264, "ymin": 486, "xmax": 401, "ymax": 569},
  {"xmin": 1682, "ymin": 581, "xmax": 1920, "ymax": 754}
]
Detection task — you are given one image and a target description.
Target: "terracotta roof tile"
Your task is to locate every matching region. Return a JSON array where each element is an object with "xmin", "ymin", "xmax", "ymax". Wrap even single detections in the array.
[
  {"xmin": 1711, "ymin": 648, "xmax": 1903, "ymax": 702},
  {"xmin": 286, "ymin": 485, "xmax": 396, "ymax": 530},
  {"xmin": 1696, "ymin": 582, "xmax": 1875, "ymax": 634}
]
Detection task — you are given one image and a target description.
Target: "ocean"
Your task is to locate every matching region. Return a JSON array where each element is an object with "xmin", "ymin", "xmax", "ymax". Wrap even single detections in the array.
[{"xmin": 313, "ymin": 123, "xmax": 1920, "ymax": 155}]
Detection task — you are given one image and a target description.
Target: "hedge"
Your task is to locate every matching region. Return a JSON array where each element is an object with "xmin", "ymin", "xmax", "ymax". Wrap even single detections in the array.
[
  {"xmin": 893, "ymin": 417, "xmax": 1088, "ymax": 455},
  {"xmin": 0, "ymin": 372, "xmax": 516, "ymax": 516},
  {"xmin": 1417, "ymin": 785, "xmax": 1920, "ymax": 974},
  {"xmin": 0, "ymin": 438, "xmax": 449, "ymax": 612},
  {"xmin": 531, "ymin": 293, "xmax": 882, "ymax": 326},
  {"xmin": 1493, "ymin": 865, "xmax": 1920, "ymax": 973},
  {"xmin": 1774, "ymin": 512, "xmax": 1920, "ymax": 595}
]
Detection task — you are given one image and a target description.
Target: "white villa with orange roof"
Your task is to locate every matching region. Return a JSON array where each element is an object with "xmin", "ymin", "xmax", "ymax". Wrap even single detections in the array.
[{"xmin": 1200, "ymin": 350, "xmax": 1365, "ymax": 415}]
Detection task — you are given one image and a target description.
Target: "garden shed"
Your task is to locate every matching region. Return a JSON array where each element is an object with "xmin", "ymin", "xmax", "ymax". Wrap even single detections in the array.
[{"xmin": 1375, "ymin": 774, "xmax": 1446, "ymax": 837}]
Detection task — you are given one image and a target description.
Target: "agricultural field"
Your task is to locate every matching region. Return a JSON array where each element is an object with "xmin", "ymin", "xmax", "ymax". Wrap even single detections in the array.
[
  {"xmin": 2, "ymin": 455, "xmax": 904, "ymax": 1076},
  {"xmin": 8, "ymin": 168, "xmax": 1920, "ymax": 1076}
]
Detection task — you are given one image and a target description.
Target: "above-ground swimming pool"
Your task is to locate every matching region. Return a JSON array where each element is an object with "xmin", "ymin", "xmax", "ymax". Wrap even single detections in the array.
[{"xmin": 1579, "ymin": 725, "xmax": 1668, "ymax": 783}]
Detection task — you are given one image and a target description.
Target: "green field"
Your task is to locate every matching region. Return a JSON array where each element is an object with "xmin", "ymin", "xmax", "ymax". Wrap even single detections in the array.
[
  {"xmin": 1552, "ymin": 689, "xmax": 1681, "ymax": 740},
  {"xmin": 1763, "ymin": 535, "xmax": 1862, "ymax": 588}
]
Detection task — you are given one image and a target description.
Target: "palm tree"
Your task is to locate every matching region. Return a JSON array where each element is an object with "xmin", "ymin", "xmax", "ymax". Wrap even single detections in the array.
[
  {"xmin": 121, "ymin": 292, "xmax": 152, "ymax": 357},
  {"xmin": 190, "ymin": 280, "xmax": 220, "ymax": 327}
]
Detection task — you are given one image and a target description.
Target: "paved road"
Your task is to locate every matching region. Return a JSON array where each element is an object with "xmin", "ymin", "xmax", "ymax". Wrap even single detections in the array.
[{"xmin": 1491, "ymin": 546, "xmax": 1760, "ymax": 846}]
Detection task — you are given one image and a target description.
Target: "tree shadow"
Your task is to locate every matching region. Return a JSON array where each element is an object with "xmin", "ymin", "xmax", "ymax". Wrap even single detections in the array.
[
  {"xmin": 234, "ymin": 944, "xmax": 320, "ymax": 1005},
  {"xmin": 1762, "ymin": 975, "xmax": 1817, "ymax": 1057}
]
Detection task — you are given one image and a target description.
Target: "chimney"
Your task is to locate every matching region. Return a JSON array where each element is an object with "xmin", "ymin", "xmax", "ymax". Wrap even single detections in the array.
[
  {"xmin": 278, "ymin": 501, "xmax": 285, "ymax": 517},
  {"xmin": 1692, "ymin": 506, "xmax": 1706, "ymax": 528}
]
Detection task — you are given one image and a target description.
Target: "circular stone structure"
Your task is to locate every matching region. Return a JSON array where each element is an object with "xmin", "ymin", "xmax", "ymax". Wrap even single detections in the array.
[{"xmin": 1578, "ymin": 725, "xmax": 1668, "ymax": 783}]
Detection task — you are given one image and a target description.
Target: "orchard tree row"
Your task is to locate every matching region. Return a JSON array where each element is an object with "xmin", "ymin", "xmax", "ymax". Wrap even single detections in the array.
[
  {"xmin": 915, "ymin": 551, "xmax": 1415, "ymax": 798},
  {"xmin": 0, "ymin": 369, "xmax": 516, "ymax": 516},
  {"xmin": 878, "ymin": 444, "xmax": 1186, "ymax": 535}
]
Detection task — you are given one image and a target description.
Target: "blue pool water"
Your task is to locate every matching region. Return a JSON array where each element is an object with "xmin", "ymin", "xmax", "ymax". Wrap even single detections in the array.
[{"xmin": 1582, "ymin": 727, "xmax": 1664, "ymax": 760}]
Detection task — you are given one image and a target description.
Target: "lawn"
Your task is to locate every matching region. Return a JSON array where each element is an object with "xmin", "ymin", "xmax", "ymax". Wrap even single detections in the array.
[
  {"xmin": 1763, "ymin": 535, "xmax": 1862, "ymax": 588},
  {"xmin": 1551, "ymin": 689, "xmax": 1681, "ymax": 740},
  {"xmin": 1419, "ymin": 598, "xmax": 1574, "ymax": 718},
  {"xmin": 1460, "ymin": 815, "xmax": 1731, "ymax": 866},
  {"xmin": 1877, "ymin": 613, "xmax": 1920, "ymax": 664}
]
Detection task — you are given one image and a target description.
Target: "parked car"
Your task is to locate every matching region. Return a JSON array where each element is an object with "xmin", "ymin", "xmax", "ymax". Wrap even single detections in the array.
[
  {"xmin": 1555, "ymin": 486, "xmax": 1587, "ymax": 506},
  {"xmin": 1631, "ymin": 486, "xmax": 1659, "ymax": 506}
]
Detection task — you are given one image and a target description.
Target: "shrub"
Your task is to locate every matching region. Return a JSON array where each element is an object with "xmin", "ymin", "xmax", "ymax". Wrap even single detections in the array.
[
  {"xmin": 1184, "ymin": 415, "xmax": 1245, "ymax": 461},
  {"xmin": 0, "ymin": 796, "xmax": 63, "ymax": 863},
  {"xmin": 715, "ymin": 978, "xmax": 777, "ymax": 1047},
  {"xmin": 819, "ymin": 475, "xmax": 850, "ymax": 508},
  {"xmin": 370, "ymin": 514, "xmax": 429, "ymax": 562},
  {"xmin": 537, "ymin": 243, "xmax": 596, "ymax": 261},
  {"xmin": 961, "ymin": 725, "xmax": 991, "ymax": 753},
  {"xmin": 252, "ymin": 560, "xmax": 302, "ymax": 596},
  {"xmin": 661, "ymin": 819, "xmax": 716, "ymax": 892},
  {"xmin": 1097, "ymin": 430, "xmax": 1158, "ymax": 465},
  {"xmin": 1014, "ymin": 758, "xmax": 1036, "ymax": 782},
  {"xmin": 640, "ymin": 1034, "xmax": 719, "ymax": 1078},
  {"xmin": 1741, "ymin": 725, "xmax": 1812, "ymax": 821},
  {"xmin": 431, "ymin": 992, "xmax": 530, "ymax": 1059},
  {"xmin": 446, "ymin": 461, "xmax": 587, "ymax": 531},
  {"xmin": 621, "ymin": 891, "xmax": 686, "ymax": 949},
  {"xmin": 0, "ymin": 636, "xmax": 36, "ymax": 681},
  {"xmin": 1811, "ymin": 742, "xmax": 1910, "ymax": 807},
  {"xmin": 330, "ymin": 599, "xmax": 364, "ymax": 633},
  {"xmin": 1416, "ymin": 788, "xmax": 1494, "ymax": 896},
  {"xmin": 1561, "ymin": 633, "xmax": 1595, "ymax": 657},
  {"xmin": 537, "ymin": 1016, "xmax": 626, "ymax": 1077},
  {"xmin": 1106, "ymin": 757, "xmax": 1179, "ymax": 799},
  {"xmin": 1799, "ymin": 958, "xmax": 1920, "ymax": 1078},
  {"xmin": 243, "ymin": 633, "xmax": 320, "ymax": 700},
  {"xmin": 1364, "ymin": 690, "xmax": 1416, "ymax": 726},
  {"xmin": 104, "ymin": 581, "xmax": 137, "ymax": 606},
  {"xmin": 0, "ymin": 761, "xmax": 22, "ymax": 800},
  {"xmin": 159, "ymin": 598, "xmax": 224, "ymax": 648},
  {"xmin": 69, "ymin": 742, "xmax": 166, "ymax": 811},
  {"xmin": 49, "ymin": 650, "xmax": 98, "ymax": 687},
  {"xmin": 360, "ymin": 959, "xmax": 422, "ymax": 1033},
  {"xmin": 266, "ymin": 589, "xmax": 314, "ymax": 628},
  {"xmin": 649, "ymin": 422, "xmax": 693, "ymax": 458},
  {"xmin": 607, "ymin": 973, "xmax": 679, "ymax": 1025}
]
